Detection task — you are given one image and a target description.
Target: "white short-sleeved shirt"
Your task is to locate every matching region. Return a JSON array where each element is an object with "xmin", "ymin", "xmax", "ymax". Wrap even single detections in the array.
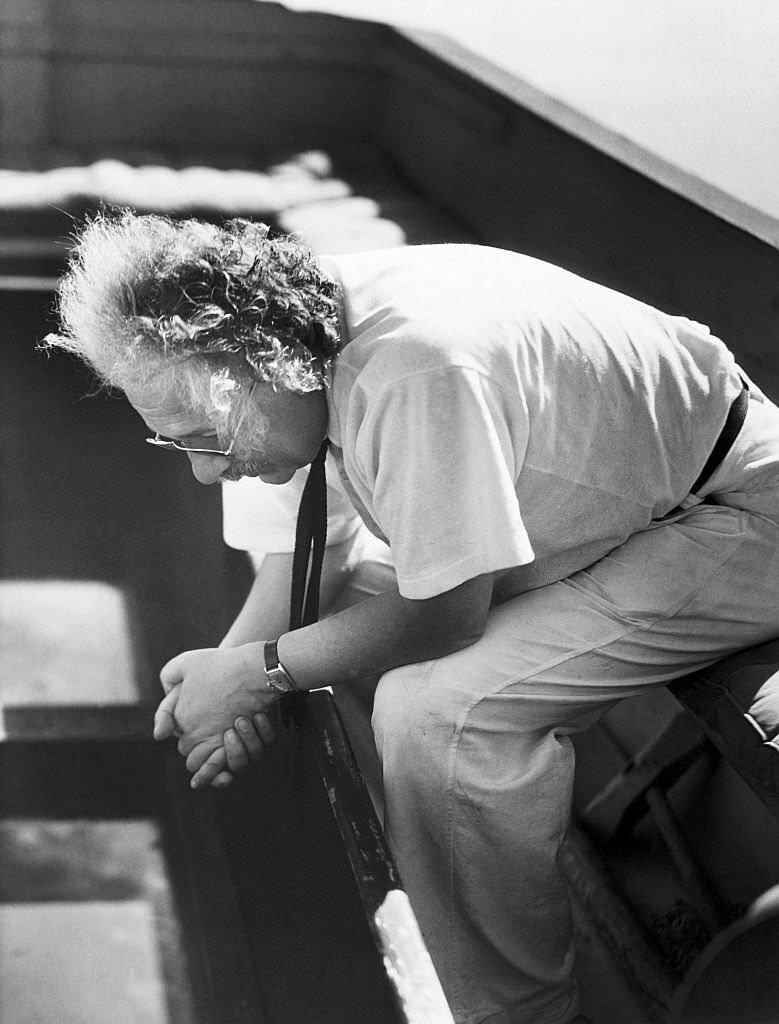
[
  {"xmin": 224, "ymin": 244, "xmax": 743, "ymax": 600},
  {"xmin": 222, "ymin": 452, "xmax": 362, "ymax": 554}
]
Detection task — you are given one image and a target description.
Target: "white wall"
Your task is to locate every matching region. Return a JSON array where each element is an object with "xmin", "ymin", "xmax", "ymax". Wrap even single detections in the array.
[{"xmin": 279, "ymin": 0, "xmax": 779, "ymax": 220}]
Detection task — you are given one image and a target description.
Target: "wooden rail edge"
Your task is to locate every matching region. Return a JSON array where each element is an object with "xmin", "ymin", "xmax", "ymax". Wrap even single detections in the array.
[
  {"xmin": 302, "ymin": 690, "xmax": 455, "ymax": 1024},
  {"xmin": 389, "ymin": 26, "xmax": 779, "ymax": 251}
]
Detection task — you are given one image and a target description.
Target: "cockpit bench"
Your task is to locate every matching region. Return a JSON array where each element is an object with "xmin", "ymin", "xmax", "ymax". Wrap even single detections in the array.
[{"xmin": 669, "ymin": 639, "xmax": 779, "ymax": 821}]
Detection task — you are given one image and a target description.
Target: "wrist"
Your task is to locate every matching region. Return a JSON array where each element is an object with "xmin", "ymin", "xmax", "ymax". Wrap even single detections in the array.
[
  {"xmin": 242, "ymin": 641, "xmax": 274, "ymax": 699},
  {"xmin": 262, "ymin": 638, "xmax": 301, "ymax": 696}
]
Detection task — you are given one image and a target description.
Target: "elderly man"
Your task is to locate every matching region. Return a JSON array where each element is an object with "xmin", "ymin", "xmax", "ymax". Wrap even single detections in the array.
[{"xmin": 47, "ymin": 211, "xmax": 779, "ymax": 1024}]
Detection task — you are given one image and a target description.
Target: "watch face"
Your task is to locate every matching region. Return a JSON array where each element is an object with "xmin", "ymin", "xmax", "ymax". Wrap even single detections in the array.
[
  {"xmin": 264, "ymin": 641, "xmax": 298, "ymax": 693},
  {"xmin": 267, "ymin": 669, "xmax": 295, "ymax": 694}
]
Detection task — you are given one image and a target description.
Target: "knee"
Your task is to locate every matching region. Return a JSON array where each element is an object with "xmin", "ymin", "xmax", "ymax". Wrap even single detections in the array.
[{"xmin": 372, "ymin": 661, "xmax": 452, "ymax": 771}]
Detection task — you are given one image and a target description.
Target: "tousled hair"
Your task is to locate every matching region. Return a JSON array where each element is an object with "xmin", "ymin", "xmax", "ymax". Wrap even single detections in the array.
[{"xmin": 44, "ymin": 210, "xmax": 341, "ymax": 432}]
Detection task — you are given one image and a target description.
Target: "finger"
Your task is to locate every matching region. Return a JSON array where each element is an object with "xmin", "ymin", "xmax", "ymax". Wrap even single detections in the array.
[
  {"xmin": 178, "ymin": 731, "xmax": 201, "ymax": 758},
  {"xmin": 234, "ymin": 716, "xmax": 265, "ymax": 761},
  {"xmin": 153, "ymin": 687, "xmax": 180, "ymax": 740},
  {"xmin": 191, "ymin": 747, "xmax": 230, "ymax": 789},
  {"xmin": 161, "ymin": 646, "xmax": 218, "ymax": 693},
  {"xmin": 159, "ymin": 653, "xmax": 186, "ymax": 694},
  {"xmin": 185, "ymin": 739, "xmax": 223, "ymax": 774},
  {"xmin": 252, "ymin": 712, "xmax": 276, "ymax": 746},
  {"xmin": 210, "ymin": 771, "xmax": 234, "ymax": 788},
  {"xmin": 224, "ymin": 728, "xmax": 250, "ymax": 774}
]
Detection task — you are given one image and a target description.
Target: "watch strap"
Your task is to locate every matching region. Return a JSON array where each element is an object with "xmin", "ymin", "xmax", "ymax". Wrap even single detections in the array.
[{"xmin": 263, "ymin": 639, "xmax": 299, "ymax": 694}]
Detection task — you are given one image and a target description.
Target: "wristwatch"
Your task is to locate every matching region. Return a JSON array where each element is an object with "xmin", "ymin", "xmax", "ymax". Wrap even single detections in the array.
[{"xmin": 263, "ymin": 640, "xmax": 299, "ymax": 695}]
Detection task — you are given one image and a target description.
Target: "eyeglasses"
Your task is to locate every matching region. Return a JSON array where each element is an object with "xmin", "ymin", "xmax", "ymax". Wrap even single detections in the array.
[{"xmin": 145, "ymin": 382, "xmax": 257, "ymax": 457}]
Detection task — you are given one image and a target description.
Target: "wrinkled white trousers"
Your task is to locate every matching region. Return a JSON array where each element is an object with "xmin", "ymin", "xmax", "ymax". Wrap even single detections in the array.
[{"xmin": 335, "ymin": 396, "xmax": 779, "ymax": 1024}]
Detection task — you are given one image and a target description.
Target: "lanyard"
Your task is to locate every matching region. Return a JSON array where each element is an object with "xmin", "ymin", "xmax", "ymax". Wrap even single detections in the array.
[{"xmin": 289, "ymin": 438, "xmax": 329, "ymax": 630}]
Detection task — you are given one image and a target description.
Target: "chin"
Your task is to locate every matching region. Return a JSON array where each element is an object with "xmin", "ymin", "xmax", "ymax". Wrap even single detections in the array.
[
  {"xmin": 259, "ymin": 468, "xmax": 296, "ymax": 485},
  {"xmin": 219, "ymin": 462, "xmax": 260, "ymax": 482},
  {"xmin": 220, "ymin": 459, "xmax": 297, "ymax": 484}
]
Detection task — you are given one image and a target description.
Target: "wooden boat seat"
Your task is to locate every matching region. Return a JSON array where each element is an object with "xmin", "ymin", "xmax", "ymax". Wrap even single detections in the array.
[
  {"xmin": 583, "ymin": 639, "xmax": 779, "ymax": 845},
  {"xmin": 576, "ymin": 643, "xmax": 779, "ymax": 1022},
  {"xmin": 669, "ymin": 639, "xmax": 779, "ymax": 819}
]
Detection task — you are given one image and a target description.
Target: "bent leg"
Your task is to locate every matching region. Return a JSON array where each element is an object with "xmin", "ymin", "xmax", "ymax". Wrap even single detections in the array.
[{"xmin": 373, "ymin": 503, "xmax": 779, "ymax": 1024}]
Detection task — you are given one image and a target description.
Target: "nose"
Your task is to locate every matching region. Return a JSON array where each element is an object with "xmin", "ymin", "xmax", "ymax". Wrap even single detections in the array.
[{"xmin": 187, "ymin": 451, "xmax": 231, "ymax": 485}]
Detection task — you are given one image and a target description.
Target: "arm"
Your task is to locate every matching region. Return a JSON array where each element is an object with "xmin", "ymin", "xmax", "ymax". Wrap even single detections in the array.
[
  {"xmin": 219, "ymin": 551, "xmax": 293, "ymax": 648},
  {"xmin": 277, "ymin": 571, "xmax": 495, "ymax": 687},
  {"xmin": 163, "ymin": 570, "xmax": 497, "ymax": 755},
  {"xmin": 157, "ymin": 535, "xmax": 366, "ymax": 785},
  {"xmin": 220, "ymin": 535, "xmax": 362, "ymax": 648}
]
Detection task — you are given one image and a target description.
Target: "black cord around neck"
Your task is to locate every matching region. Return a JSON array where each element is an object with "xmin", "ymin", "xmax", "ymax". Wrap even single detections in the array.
[{"xmin": 289, "ymin": 438, "xmax": 329, "ymax": 631}]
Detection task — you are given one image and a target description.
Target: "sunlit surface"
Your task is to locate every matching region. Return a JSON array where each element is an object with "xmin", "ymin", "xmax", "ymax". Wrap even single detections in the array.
[
  {"xmin": 0, "ymin": 581, "xmax": 139, "ymax": 706},
  {"xmin": 279, "ymin": 0, "xmax": 779, "ymax": 220},
  {"xmin": 0, "ymin": 820, "xmax": 193, "ymax": 1024}
]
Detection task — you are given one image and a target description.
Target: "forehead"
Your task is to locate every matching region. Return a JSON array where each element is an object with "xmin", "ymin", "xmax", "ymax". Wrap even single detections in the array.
[{"xmin": 124, "ymin": 376, "xmax": 212, "ymax": 437}]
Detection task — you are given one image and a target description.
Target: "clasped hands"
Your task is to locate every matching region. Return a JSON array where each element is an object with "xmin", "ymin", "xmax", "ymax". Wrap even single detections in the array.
[{"xmin": 153, "ymin": 643, "xmax": 277, "ymax": 789}]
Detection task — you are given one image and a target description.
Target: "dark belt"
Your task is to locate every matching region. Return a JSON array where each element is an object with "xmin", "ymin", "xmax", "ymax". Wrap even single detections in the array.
[{"xmin": 691, "ymin": 380, "xmax": 749, "ymax": 494}]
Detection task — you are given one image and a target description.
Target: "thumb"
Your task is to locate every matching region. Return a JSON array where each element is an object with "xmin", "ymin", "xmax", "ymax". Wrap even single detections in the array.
[{"xmin": 153, "ymin": 685, "xmax": 180, "ymax": 740}]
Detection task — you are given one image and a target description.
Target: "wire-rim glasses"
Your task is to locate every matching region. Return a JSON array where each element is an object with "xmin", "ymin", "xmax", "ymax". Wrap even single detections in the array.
[{"xmin": 145, "ymin": 381, "xmax": 257, "ymax": 457}]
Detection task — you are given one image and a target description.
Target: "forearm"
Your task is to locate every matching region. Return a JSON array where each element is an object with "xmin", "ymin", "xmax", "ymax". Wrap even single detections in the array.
[
  {"xmin": 220, "ymin": 535, "xmax": 361, "ymax": 648},
  {"xmin": 164, "ymin": 568, "xmax": 494, "ymax": 787},
  {"xmin": 169, "ymin": 545, "xmax": 492, "ymax": 762},
  {"xmin": 220, "ymin": 551, "xmax": 293, "ymax": 647},
  {"xmin": 275, "ymin": 573, "xmax": 495, "ymax": 690}
]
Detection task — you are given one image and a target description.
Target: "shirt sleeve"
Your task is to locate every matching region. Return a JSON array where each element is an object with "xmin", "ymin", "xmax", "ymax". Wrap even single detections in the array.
[
  {"xmin": 221, "ymin": 453, "xmax": 362, "ymax": 554},
  {"xmin": 351, "ymin": 365, "xmax": 535, "ymax": 598}
]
